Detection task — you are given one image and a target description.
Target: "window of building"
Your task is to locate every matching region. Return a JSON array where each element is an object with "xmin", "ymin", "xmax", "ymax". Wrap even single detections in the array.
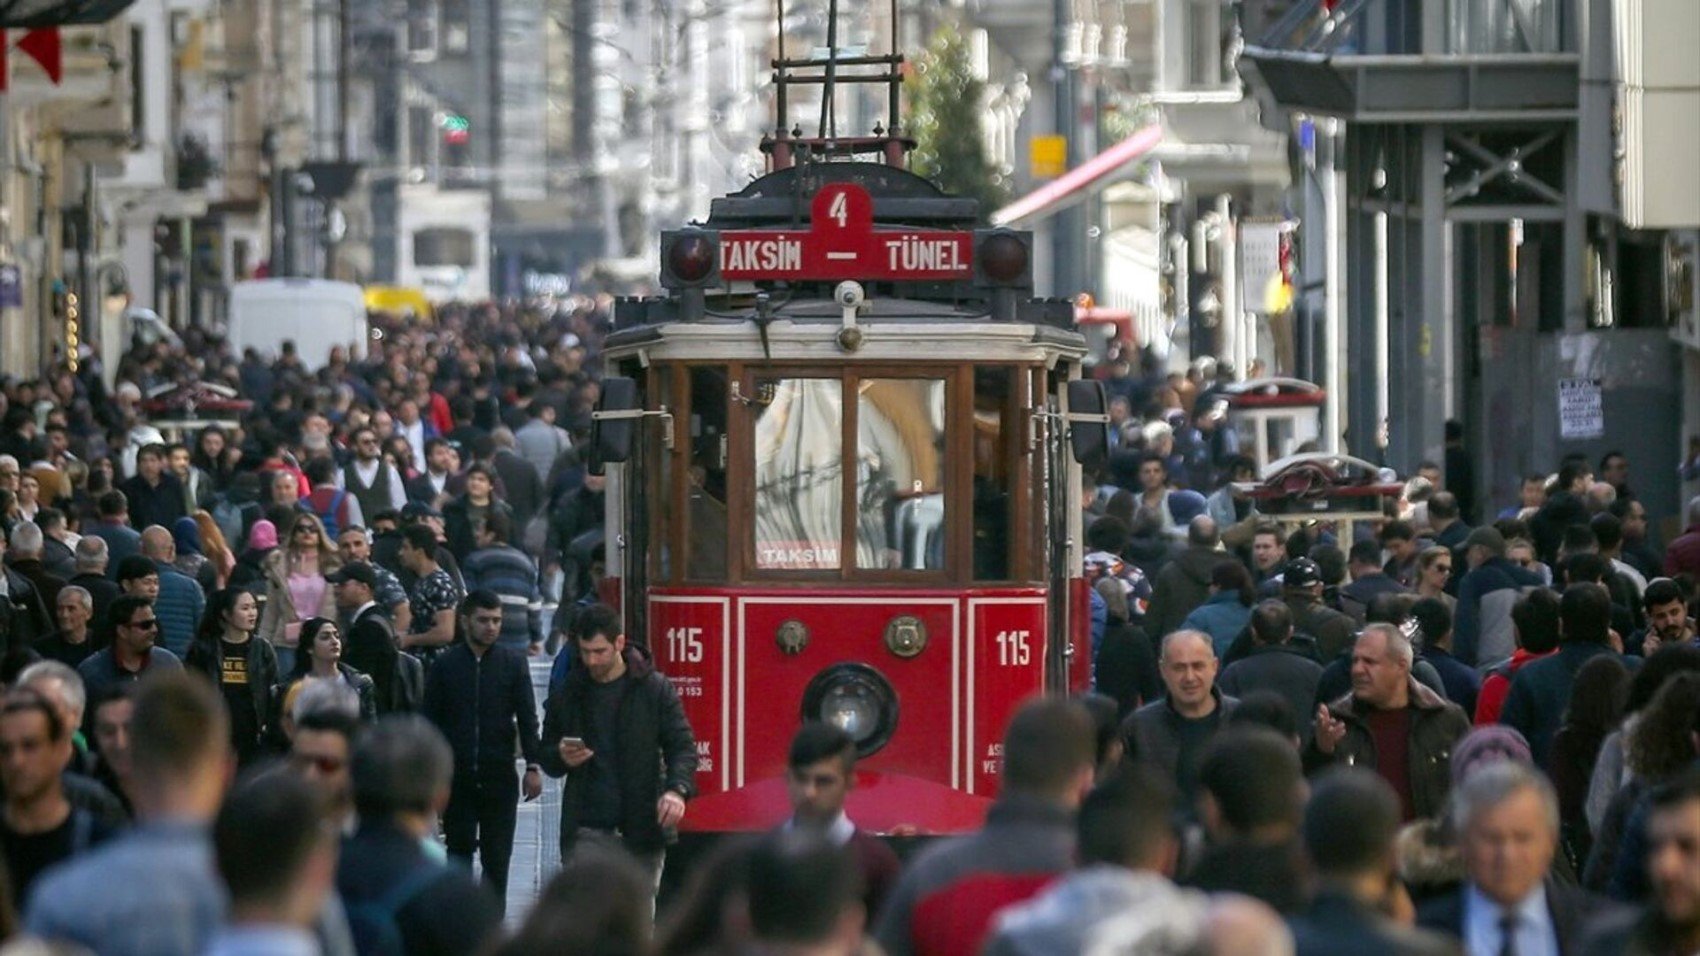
[
  {"xmin": 413, "ymin": 228, "xmax": 475, "ymax": 268},
  {"xmin": 441, "ymin": 0, "xmax": 470, "ymax": 54}
]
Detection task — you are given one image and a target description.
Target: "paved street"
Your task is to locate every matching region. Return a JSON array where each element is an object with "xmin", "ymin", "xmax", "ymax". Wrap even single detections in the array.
[{"xmin": 502, "ymin": 657, "xmax": 562, "ymax": 924}]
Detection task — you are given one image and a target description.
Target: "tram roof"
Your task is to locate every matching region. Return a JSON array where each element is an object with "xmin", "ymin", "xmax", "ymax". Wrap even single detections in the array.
[{"xmin": 605, "ymin": 296, "xmax": 1087, "ymax": 365}]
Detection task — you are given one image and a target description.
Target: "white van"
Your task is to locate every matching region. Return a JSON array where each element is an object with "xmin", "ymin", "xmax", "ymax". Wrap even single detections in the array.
[{"xmin": 227, "ymin": 279, "xmax": 368, "ymax": 370}]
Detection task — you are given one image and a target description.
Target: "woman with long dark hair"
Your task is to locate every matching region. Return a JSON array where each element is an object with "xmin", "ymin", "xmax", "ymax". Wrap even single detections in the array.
[
  {"xmin": 273, "ymin": 617, "xmax": 376, "ymax": 722},
  {"xmin": 1547, "ymin": 654, "xmax": 1629, "ymax": 870},
  {"xmin": 185, "ymin": 587, "xmax": 279, "ymax": 765}
]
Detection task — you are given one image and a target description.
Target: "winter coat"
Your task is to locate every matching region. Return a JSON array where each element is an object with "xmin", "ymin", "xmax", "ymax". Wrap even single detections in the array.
[
  {"xmin": 1147, "ymin": 545, "xmax": 1228, "ymax": 639},
  {"xmin": 1303, "ymin": 679, "xmax": 1471, "ymax": 821},
  {"xmin": 983, "ymin": 866, "xmax": 1210, "ymax": 956},
  {"xmin": 1180, "ymin": 590, "xmax": 1252, "ymax": 656},
  {"xmin": 1218, "ymin": 644, "xmax": 1325, "ymax": 740},
  {"xmin": 1499, "ymin": 641, "xmax": 1620, "ymax": 769},
  {"xmin": 1120, "ymin": 687, "xmax": 1239, "ymax": 800},
  {"xmin": 538, "ymin": 645, "xmax": 696, "ymax": 855},
  {"xmin": 184, "ymin": 634, "xmax": 281, "ymax": 748},
  {"xmin": 873, "ymin": 795, "xmax": 1075, "ymax": 956},
  {"xmin": 1453, "ymin": 556, "xmax": 1544, "ymax": 667},
  {"xmin": 422, "ymin": 642, "xmax": 541, "ymax": 778}
]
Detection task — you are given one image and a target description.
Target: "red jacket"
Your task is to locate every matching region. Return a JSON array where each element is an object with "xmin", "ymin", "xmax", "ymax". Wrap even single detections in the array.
[
  {"xmin": 872, "ymin": 796, "xmax": 1072, "ymax": 956},
  {"xmin": 1474, "ymin": 647, "xmax": 1553, "ymax": 725},
  {"xmin": 1665, "ymin": 523, "xmax": 1700, "ymax": 578}
]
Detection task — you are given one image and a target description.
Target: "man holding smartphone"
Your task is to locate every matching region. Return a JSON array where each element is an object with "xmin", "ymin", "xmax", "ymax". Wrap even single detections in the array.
[{"xmin": 539, "ymin": 603, "xmax": 697, "ymax": 894}]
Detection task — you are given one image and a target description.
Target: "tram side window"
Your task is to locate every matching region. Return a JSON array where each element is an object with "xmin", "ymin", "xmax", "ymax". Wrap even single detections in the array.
[
  {"xmin": 855, "ymin": 379, "xmax": 946, "ymax": 571},
  {"xmin": 753, "ymin": 378, "xmax": 843, "ymax": 571},
  {"xmin": 973, "ymin": 368, "xmax": 1014, "ymax": 580},
  {"xmin": 686, "ymin": 367, "xmax": 729, "ymax": 581}
]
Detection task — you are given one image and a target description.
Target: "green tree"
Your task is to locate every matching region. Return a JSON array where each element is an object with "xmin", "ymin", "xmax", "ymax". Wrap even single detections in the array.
[{"xmin": 906, "ymin": 23, "xmax": 1008, "ymax": 220}]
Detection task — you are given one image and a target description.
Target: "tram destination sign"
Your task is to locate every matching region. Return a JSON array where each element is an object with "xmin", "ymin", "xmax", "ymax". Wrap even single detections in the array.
[{"xmin": 718, "ymin": 183, "xmax": 973, "ymax": 282}]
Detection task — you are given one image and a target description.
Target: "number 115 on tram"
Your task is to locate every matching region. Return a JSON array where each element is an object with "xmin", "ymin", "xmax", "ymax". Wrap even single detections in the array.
[{"xmin": 588, "ymin": 169, "xmax": 1111, "ymax": 839}]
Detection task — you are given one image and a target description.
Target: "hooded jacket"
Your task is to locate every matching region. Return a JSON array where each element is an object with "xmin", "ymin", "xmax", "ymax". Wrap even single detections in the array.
[
  {"xmin": 1454, "ymin": 555, "xmax": 1543, "ymax": 667},
  {"xmin": 538, "ymin": 644, "xmax": 696, "ymax": 855},
  {"xmin": 1146, "ymin": 545, "xmax": 1227, "ymax": 639}
]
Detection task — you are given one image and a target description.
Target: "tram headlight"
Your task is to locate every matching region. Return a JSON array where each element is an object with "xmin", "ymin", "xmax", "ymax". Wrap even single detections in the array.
[{"xmin": 801, "ymin": 663, "xmax": 898, "ymax": 757}]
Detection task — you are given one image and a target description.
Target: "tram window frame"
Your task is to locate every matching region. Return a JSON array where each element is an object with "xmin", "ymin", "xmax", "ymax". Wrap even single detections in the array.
[
  {"xmin": 649, "ymin": 365, "xmax": 676, "ymax": 584},
  {"xmin": 683, "ymin": 366, "xmax": 731, "ymax": 582},
  {"xmin": 723, "ymin": 364, "xmax": 985, "ymax": 585},
  {"xmin": 970, "ymin": 366, "xmax": 1028, "ymax": 583},
  {"xmin": 747, "ymin": 372, "xmax": 848, "ymax": 576},
  {"xmin": 853, "ymin": 377, "xmax": 950, "ymax": 573}
]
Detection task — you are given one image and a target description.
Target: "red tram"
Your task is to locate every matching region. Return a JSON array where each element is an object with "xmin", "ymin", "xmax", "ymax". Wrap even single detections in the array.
[{"xmin": 588, "ymin": 30, "xmax": 1108, "ymax": 839}]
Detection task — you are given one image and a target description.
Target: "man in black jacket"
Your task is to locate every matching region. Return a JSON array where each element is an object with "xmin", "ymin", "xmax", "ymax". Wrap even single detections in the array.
[
  {"xmin": 1218, "ymin": 600, "xmax": 1324, "ymax": 742},
  {"xmin": 1288, "ymin": 769, "xmax": 1456, "ymax": 955},
  {"xmin": 539, "ymin": 603, "xmax": 696, "ymax": 892},
  {"xmin": 420, "ymin": 589, "xmax": 542, "ymax": 910}
]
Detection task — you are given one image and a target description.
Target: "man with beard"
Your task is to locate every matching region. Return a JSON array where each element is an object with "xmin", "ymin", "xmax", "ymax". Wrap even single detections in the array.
[{"xmin": 1632, "ymin": 577, "xmax": 1697, "ymax": 657}]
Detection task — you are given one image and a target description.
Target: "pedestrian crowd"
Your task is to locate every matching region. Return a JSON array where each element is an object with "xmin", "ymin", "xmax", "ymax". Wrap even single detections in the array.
[{"xmin": 0, "ymin": 315, "xmax": 1696, "ymax": 954}]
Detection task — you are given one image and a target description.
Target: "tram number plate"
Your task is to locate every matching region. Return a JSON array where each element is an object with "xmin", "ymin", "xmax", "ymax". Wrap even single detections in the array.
[{"xmin": 718, "ymin": 183, "xmax": 973, "ymax": 282}]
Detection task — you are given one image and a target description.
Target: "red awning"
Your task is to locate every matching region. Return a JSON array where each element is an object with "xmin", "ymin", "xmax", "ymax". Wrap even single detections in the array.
[{"xmin": 990, "ymin": 124, "xmax": 1164, "ymax": 227}]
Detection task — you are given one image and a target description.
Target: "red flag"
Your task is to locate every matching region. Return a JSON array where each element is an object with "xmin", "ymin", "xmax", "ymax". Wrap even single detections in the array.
[
  {"xmin": 0, "ymin": 30, "xmax": 9, "ymax": 93},
  {"xmin": 18, "ymin": 28, "xmax": 61, "ymax": 85}
]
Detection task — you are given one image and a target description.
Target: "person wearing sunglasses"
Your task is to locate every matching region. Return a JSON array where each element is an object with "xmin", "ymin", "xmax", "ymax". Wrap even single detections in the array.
[{"xmin": 74, "ymin": 595, "xmax": 184, "ymax": 725}]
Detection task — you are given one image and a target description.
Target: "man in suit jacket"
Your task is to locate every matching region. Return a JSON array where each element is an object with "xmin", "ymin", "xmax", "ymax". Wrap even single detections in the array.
[
  {"xmin": 331, "ymin": 562, "xmax": 417, "ymax": 714},
  {"xmin": 1417, "ymin": 762, "xmax": 1622, "ymax": 956}
]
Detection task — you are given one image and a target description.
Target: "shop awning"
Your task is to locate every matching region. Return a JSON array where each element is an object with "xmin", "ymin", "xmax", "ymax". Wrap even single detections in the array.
[
  {"xmin": 1, "ymin": 0, "xmax": 134, "ymax": 27},
  {"xmin": 990, "ymin": 124, "xmax": 1164, "ymax": 227}
]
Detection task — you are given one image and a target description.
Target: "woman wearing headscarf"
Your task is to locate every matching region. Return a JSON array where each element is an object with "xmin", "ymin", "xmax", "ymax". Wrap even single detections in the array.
[
  {"xmin": 230, "ymin": 518, "xmax": 279, "ymax": 595},
  {"xmin": 171, "ymin": 516, "xmax": 218, "ymax": 593}
]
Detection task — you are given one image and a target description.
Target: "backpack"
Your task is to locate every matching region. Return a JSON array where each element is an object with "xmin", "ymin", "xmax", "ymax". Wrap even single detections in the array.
[
  {"xmin": 344, "ymin": 863, "xmax": 445, "ymax": 956},
  {"xmin": 314, "ymin": 489, "xmax": 349, "ymax": 539},
  {"xmin": 394, "ymin": 652, "xmax": 425, "ymax": 712}
]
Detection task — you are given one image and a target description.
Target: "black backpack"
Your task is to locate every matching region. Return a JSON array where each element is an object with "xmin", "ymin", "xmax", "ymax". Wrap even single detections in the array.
[{"xmin": 345, "ymin": 864, "xmax": 444, "ymax": 956}]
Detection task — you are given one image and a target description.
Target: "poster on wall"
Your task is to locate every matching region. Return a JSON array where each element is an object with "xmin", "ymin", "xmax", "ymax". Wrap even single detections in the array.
[{"xmin": 1558, "ymin": 377, "xmax": 1604, "ymax": 440}]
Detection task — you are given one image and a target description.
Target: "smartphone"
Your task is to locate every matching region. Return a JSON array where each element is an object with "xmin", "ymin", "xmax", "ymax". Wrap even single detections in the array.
[{"xmin": 560, "ymin": 737, "xmax": 586, "ymax": 749}]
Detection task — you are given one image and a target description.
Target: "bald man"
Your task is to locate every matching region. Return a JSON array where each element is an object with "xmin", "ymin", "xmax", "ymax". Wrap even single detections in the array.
[
  {"xmin": 138, "ymin": 527, "xmax": 205, "ymax": 656},
  {"xmin": 1120, "ymin": 629, "xmax": 1240, "ymax": 804}
]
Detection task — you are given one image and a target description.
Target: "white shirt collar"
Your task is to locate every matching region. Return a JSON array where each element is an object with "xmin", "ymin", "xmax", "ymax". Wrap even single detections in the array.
[{"xmin": 785, "ymin": 810, "xmax": 856, "ymax": 846}]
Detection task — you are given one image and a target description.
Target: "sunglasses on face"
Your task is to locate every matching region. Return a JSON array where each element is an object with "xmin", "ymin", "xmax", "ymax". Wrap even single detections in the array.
[{"xmin": 127, "ymin": 618, "xmax": 159, "ymax": 630}]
